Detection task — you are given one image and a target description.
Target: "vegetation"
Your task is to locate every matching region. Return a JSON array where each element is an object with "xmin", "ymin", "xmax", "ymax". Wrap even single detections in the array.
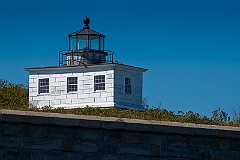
[
  {"xmin": 0, "ymin": 79, "xmax": 240, "ymax": 127},
  {"xmin": 0, "ymin": 79, "xmax": 28, "ymax": 110}
]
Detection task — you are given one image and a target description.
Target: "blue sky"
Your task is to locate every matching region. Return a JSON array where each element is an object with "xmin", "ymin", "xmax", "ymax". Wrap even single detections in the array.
[{"xmin": 0, "ymin": 0, "xmax": 239, "ymax": 117}]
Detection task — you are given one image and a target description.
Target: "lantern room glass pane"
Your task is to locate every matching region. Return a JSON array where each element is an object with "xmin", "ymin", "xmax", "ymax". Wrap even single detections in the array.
[
  {"xmin": 70, "ymin": 37, "xmax": 77, "ymax": 50},
  {"xmin": 100, "ymin": 37, "xmax": 104, "ymax": 51},
  {"xmin": 90, "ymin": 38, "xmax": 98, "ymax": 50},
  {"xmin": 79, "ymin": 39, "xmax": 88, "ymax": 50}
]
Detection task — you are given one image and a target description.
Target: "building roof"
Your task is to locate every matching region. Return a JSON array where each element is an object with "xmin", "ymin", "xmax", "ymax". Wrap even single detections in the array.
[
  {"xmin": 68, "ymin": 28, "xmax": 105, "ymax": 37},
  {"xmin": 68, "ymin": 16, "xmax": 105, "ymax": 37},
  {"xmin": 25, "ymin": 63, "xmax": 148, "ymax": 73}
]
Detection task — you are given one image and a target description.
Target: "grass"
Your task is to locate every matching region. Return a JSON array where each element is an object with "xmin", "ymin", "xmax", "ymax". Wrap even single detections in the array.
[{"xmin": 1, "ymin": 79, "xmax": 240, "ymax": 127}]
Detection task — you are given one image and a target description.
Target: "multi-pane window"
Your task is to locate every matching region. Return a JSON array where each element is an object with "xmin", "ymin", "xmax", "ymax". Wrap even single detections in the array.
[
  {"xmin": 94, "ymin": 75, "xmax": 105, "ymax": 91},
  {"xmin": 67, "ymin": 77, "xmax": 78, "ymax": 92},
  {"xmin": 39, "ymin": 78, "xmax": 49, "ymax": 94},
  {"xmin": 125, "ymin": 78, "xmax": 131, "ymax": 94}
]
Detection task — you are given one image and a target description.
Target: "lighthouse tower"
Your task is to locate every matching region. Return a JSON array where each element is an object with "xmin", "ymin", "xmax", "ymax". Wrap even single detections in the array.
[{"xmin": 25, "ymin": 17, "xmax": 147, "ymax": 110}]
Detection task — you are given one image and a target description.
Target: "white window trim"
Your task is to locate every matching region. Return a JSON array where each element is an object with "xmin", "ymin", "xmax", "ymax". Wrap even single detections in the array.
[
  {"xmin": 125, "ymin": 77, "xmax": 131, "ymax": 94},
  {"xmin": 38, "ymin": 78, "xmax": 50, "ymax": 95},
  {"xmin": 67, "ymin": 77, "xmax": 78, "ymax": 93},
  {"xmin": 94, "ymin": 75, "xmax": 106, "ymax": 91}
]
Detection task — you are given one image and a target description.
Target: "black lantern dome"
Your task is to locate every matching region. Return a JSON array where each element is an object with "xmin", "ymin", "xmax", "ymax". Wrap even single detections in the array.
[{"xmin": 59, "ymin": 16, "xmax": 113, "ymax": 66}]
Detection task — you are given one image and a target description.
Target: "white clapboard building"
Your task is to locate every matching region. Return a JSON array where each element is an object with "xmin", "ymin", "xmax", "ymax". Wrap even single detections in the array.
[{"xmin": 25, "ymin": 17, "xmax": 147, "ymax": 110}]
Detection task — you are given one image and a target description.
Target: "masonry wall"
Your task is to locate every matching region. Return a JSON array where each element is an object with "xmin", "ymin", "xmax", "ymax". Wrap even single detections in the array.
[
  {"xmin": 29, "ymin": 67, "xmax": 115, "ymax": 108},
  {"xmin": 1, "ymin": 110, "xmax": 240, "ymax": 160}
]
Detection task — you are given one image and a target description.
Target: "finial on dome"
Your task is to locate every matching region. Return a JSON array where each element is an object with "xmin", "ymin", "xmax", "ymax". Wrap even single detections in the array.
[{"xmin": 83, "ymin": 16, "xmax": 90, "ymax": 29}]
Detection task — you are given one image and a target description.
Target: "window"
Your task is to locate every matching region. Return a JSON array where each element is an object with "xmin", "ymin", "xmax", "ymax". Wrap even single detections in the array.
[
  {"xmin": 67, "ymin": 77, "xmax": 78, "ymax": 92},
  {"xmin": 125, "ymin": 78, "xmax": 131, "ymax": 94},
  {"xmin": 39, "ymin": 78, "xmax": 49, "ymax": 94},
  {"xmin": 94, "ymin": 75, "xmax": 105, "ymax": 91}
]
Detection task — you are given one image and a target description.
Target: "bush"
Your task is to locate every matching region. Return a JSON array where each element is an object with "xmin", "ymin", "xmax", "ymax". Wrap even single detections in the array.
[{"xmin": 0, "ymin": 79, "xmax": 29, "ymax": 110}]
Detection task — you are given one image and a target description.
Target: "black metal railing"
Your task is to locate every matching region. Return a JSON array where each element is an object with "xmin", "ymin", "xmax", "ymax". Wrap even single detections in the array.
[{"xmin": 59, "ymin": 49, "xmax": 114, "ymax": 66}]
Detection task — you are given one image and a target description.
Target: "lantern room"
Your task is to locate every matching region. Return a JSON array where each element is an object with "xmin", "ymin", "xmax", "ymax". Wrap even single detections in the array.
[{"xmin": 59, "ymin": 16, "xmax": 113, "ymax": 66}]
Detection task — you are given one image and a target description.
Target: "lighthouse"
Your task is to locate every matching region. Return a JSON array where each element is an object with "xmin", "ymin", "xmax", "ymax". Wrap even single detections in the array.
[{"xmin": 25, "ymin": 17, "xmax": 147, "ymax": 110}]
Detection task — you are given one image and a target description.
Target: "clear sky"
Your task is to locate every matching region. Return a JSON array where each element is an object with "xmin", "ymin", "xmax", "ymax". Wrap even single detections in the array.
[{"xmin": 0, "ymin": 0, "xmax": 239, "ymax": 117}]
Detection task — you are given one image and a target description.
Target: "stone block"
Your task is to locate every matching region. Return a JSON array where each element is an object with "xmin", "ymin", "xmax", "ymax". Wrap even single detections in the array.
[
  {"xmin": 84, "ymin": 98, "xmax": 94, "ymax": 103},
  {"xmin": 72, "ymin": 72, "xmax": 83, "ymax": 76},
  {"xmin": 2, "ymin": 114, "xmax": 28, "ymax": 123},
  {"xmin": 4, "ymin": 123, "xmax": 30, "ymax": 136},
  {"xmin": 60, "ymin": 99, "xmax": 72, "ymax": 104},
  {"xmin": 103, "ymin": 130, "xmax": 127, "ymax": 142},
  {"xmin": 66, "ymin": 94, "xmax": 78, "ymax": 99},
  {"xmin": 83, "ymin": 88, "xmax": 93, "ymax": 94},
  {"xmin": 79, "ymin": 75, "xmax": 90, "ymax": 81},
  {"xmin": 28, "ymin": 115, "xmax": 54, "ymax": 125},
  {"xmin": 50, "ymin": 74, "xmax": 61, "ymax": 78},
  {"xmin": 98, "ymin": 141, "xmax": 118, "ymax": 154},
  {"xmin": 161, "ymin": 146, "xmax": 198, "ymax": 159},
  {"xmin": 82, "ymin": 153, "xmax": 102, "ymax": 160},
  {"xmin": 71, "ymin": 98, "xmax": 84, "ymax": 104},
  {"xmin": 166, "ymin": 134, "xmax": 189, "ymax": 147},
  {"xmin": 107, "ymin": 96, "xmax": 114, "ymax": 102},
  {"xmin": 55, "ymin": 95, "xmax": 67, "ymax": 100},
  {"xmin": 3, "ymin": 148, "xmax": 20, "ymax": 160},
  {"xmin": 78, "ymin": 93, "xmax": 90, "ymax": 99},
  {"xmin": 30, "ymin": 124, "xmax": 44, "ymax": 137},
  {"xmin": 147, "ymin": 133, "xmax": 166, "ymax": 145},
  {"xmin": 188, "ymin": 136, "xmax": 218, "ymax": 149},
  {"xmin": 0, "ymin": 124, "xmax": 4, "ymax": 135},
  {"xmin": 117, "ymin": 142, "xmax": 150, "ymax": 156},
  {"xmin": 31, "ymin": 150, "xmax": 43, "ymax": 160},
  {"xmin": 19, "ymin": 149, "xmax": 33, "ymax": 160},
  {"xmin": 0, "ymin": 148, "xmax": 2, "ymax": 159},
  {"xmin": 54, "ymin": 117, "xmax": 79, "ymax": 126},
  {"xmin": 0, "ymin": 135, "xmax": 21, "ymax": 148},
  {"xmin": 125, "ymin": 123, "xmax": 152, "ymax": 132},
  {"xmin": 43, "ymin": 150, "xmax": 82, "ymax": 160},
  {"xmin": 126, "ymin": 131, "xmax": 149, "ymax": 144},
  {"xmin": 74, "ymin": 140, "xmax": 98, "ymax": 153},
  {"xmin": 89, "ymin": 92, "xmax": 101, "ymax": 98},
  {"xmin": 236, "ymin": 151, "xmax": 240, "ymax": 160},
  {"xmin": 21, "ymin": 137, "xmax": 62, "ymax": 150},
  {"xmin": 217, "ymin": 138, "xmax": 229, "ymax": 150},
  {"xmin": 100, "ymin": 92, "xmax": 113, "ymax": 97},
  {"xmin": 78, "ymin": 119, "xmax": 102, "ymax": 128},
  {"xmin": 150, "ymin": 145, "xmax": 160, "ymax": 157},
  {"xmin": 56, "ymin": 77, "xmax": 67, "ymax": 82},
  {"xmin": 50, "ymin": 77, "xmax": 56, "ymax": 83},
  {"xmin": 195, "ymin": 127, "xmax": 216, "ymax": 137},
  {"xmin": 216, "ymin": 130, "xmax": 240, "ymax": 139},
  {"xmin": 229, "ymin": 139, "xmax": 240, "ymax": 151},
  {"xmin": 95, "ymin": 97, "xmax": 107, "ymax": 103},
  {"xmin": 210, "ymin": 149, "xmax": 235, "ymax": 160},
  {"xmin": 102, "ymin": 121, "xmax": 125, "ymax": 130},
  {"xmin": 83, "ymin": 80, "xmax": 92, "ymax": 85},
  {"xmin": 102, "ymin": 154, "xmax": 121, "ymax": 160},
  {"xmin": 43, "ymin": 125, "xmax": 82, "ymax": 139},
  {"xmin": 80, "ymin": 128, "xmax": 103, "ymax": 141},
  {"xmin": 29, "ymin": 82, "xmax": 38, "ymax": 88},
  {"xmin": 61, "ymin": 138, "xmax": 74, "ymax": 152}
]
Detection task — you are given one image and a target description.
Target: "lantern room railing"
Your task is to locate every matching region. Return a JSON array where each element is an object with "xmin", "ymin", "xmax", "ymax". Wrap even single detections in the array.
[{"xmin": 59, "ymin": 50, "xmax": 114, "ymax": 66}]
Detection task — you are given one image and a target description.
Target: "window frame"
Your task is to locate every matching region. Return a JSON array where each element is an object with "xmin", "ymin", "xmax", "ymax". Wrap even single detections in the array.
[
  {"xmin": 125, "ymin": 77, "xmax": 131, "ymax": 94},
  {"xmin": 38, "ymin": 78, "xmax": 49, "ymax": 94},
  {"xmin": 67, "ymin": 77, "xmax": 78, "ymax": 93},
  {"xmin": 94, "ymin": 75, "xmax": 105, "ymax": 91}
]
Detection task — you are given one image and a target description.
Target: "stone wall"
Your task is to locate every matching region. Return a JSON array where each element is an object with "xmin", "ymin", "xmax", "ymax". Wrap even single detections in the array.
[{"xmin": 0, "ymin": 110, "xmax": 240, "ymax": 160}]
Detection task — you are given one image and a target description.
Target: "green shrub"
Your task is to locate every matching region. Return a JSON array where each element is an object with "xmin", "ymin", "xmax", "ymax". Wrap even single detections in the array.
[{"xmin": 0, "ymin": 79, "xmax": 29, "ymax": 110}]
